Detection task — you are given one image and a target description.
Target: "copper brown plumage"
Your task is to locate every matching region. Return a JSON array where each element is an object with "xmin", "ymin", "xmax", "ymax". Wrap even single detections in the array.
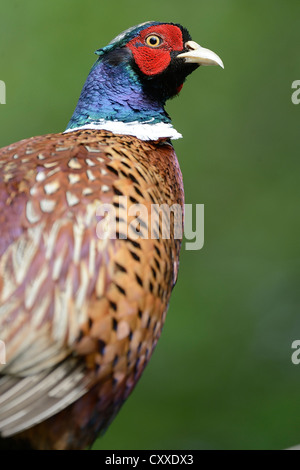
[
  {"xmin": 0, "ymin": 130, "xmax": 183, "ymax": 449},
  {"xmin": 0, "ymin": 21, "xmax": 223, "ymax": 449}
]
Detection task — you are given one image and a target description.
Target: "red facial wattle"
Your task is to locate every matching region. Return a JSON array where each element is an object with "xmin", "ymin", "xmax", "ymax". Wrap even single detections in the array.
[{"xmin": 126, "ymin": 24, "xmax": 184, "ymax": 76}]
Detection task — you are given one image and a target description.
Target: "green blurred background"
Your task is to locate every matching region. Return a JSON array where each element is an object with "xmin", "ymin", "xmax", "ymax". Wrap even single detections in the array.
[{"xmin": 1, "ymin": 0, "xmax": 300, "ymax": 450}]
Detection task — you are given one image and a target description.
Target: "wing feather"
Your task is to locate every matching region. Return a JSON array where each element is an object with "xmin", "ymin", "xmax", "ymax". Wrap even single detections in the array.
[
  {"xmin": 0, "ymin": 359, "xmax": 89, "ymax": 437},
  {"xmin": 0, "ymin": 132, "xmax": 117, "ymax": 436}
]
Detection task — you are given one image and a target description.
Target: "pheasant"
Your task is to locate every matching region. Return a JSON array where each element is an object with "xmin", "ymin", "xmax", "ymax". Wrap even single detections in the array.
[{"xmin": 0, "ymin": 21, "xmax": 223, "ymax": 450}]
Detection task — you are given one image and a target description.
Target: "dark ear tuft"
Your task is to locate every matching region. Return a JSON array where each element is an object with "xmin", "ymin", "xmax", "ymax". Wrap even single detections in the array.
[{"xmin": 101, "ymin": 47, "xmax": 133, "ymax": 66}]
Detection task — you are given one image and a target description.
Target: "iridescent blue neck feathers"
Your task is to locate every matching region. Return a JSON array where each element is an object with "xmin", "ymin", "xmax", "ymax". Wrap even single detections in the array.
[{"xmin": 65, "ymin": 56, "xmax": 182, "ymax": 141}]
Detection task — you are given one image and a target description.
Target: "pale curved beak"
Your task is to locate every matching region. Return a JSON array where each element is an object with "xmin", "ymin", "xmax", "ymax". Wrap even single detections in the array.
[{"xmin": 177, "ymin": 40, "xmax": 224, "ymax": 69}]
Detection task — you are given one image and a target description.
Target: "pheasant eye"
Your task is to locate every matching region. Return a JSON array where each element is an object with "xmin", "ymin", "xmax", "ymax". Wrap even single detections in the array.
[{"xmin": 145, "ymin": 35, "xmax": 163, "ymax": 48}]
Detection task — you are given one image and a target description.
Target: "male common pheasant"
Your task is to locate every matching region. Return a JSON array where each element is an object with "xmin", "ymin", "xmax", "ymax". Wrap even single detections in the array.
[{"xmin": 0, "ymin": 22, "xmax": 223, "ymax": 449}]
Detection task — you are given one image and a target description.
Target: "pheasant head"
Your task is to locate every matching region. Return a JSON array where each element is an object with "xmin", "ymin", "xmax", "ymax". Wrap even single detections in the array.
[{"xmin": 66, "ymin": 21, "xmax": 224, "ymax": 140}]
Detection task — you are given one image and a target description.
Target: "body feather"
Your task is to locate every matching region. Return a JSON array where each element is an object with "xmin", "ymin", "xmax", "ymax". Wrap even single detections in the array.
[{"xmin": 0, "ymin": 129, "xmax": 183, "ymax": 449}]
